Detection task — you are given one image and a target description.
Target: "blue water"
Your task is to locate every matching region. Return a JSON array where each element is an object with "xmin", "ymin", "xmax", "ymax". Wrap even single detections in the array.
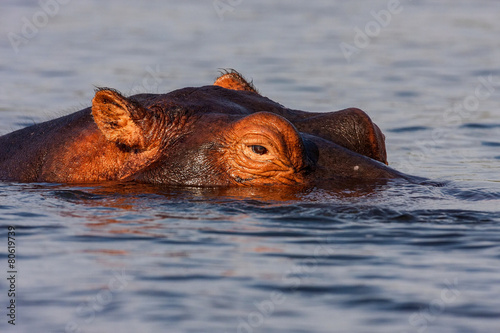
[{"xmin": 1, "ymin": 1, "xmax": 500, "ymax": 332}]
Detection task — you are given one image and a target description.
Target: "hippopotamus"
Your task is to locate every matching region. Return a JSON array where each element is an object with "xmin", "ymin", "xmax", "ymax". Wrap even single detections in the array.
[{"xmin": 0, "ymin": 71, "xmax": 410, "ymax": 186}]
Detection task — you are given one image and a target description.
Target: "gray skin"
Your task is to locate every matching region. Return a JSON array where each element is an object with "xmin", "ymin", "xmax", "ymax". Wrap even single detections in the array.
[{"xmin": 0, "ymin": 73, "xmax": 413, "ymax": 187}]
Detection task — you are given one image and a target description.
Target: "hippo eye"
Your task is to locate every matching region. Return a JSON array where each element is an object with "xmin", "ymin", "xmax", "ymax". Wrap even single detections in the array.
[{"xmin": 251, "ymin": 145, "xmax": 268, "ymax": 155}]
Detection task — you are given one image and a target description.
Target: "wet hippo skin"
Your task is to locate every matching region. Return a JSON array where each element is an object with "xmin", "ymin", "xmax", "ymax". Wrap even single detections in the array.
[{"xmin": 0, "ymin": 70, "xmax": 409, "ymax": 186}]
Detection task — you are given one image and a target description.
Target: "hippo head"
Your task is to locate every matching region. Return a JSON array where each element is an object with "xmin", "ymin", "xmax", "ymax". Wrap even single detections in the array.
[{"xmin": 90, "ymin": 71, "xmax": 400, "ymax": 187}]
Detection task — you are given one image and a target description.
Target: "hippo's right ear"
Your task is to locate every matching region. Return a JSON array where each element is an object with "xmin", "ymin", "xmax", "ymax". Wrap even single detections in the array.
[
  {"xmin": 91, "ymin": 89, "xmax": 150, "ymax": 149},
  {"xmin": 214, "ymin": 70, "xmax": 259, "ymax": 94}
]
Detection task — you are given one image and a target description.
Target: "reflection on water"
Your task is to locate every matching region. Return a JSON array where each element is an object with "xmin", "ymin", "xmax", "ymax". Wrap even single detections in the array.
[{"xmin": 1, "ymin": 179, "xmax": 499, "ymax": 333}]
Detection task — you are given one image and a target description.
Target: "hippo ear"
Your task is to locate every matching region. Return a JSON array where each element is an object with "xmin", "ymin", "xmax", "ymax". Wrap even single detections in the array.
[
  {"xmin": 91, "ymin": 89, "xmax": 149, "ymax": 149},
  {"xmin": 213, "ymin": 70, "xmax": 259, "ymax": 94}
]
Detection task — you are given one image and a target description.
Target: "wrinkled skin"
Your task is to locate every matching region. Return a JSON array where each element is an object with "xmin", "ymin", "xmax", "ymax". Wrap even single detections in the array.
[{"xmin": 0, "ymin": 71, "xmax": 411, "ymax": 186}]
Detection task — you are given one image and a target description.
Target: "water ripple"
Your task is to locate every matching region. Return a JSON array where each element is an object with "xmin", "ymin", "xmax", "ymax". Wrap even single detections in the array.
[
  {"xmin": 461, "ymin": 123, "xmax": 500, "ymax": 129},
  {"xmin": 387, "ymin": 126, "xmax": 431, "ymax": 133}
]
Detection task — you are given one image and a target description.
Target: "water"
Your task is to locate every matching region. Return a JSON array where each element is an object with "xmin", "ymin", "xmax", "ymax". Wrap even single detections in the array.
[{"xmin": 1, "ymin": 1, "xmax": 500, "ymax": 332}]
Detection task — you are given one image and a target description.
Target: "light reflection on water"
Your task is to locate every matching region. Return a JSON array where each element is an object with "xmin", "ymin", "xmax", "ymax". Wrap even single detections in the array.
[
  {"xmin": 1, "ymin": 1, "xmax": 500, "ymax": 332},
  {"xmin": 1, "ymin": 180, "xmax": 499, "ymax": 332}
]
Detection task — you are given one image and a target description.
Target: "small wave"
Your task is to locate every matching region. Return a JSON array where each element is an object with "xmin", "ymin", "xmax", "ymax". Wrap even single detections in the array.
[
  {"xmin": 481, "ymin": 141, "xmax": 500, "ymax": 147},
  {"xmin": 387, "ymin": 126, "xmax": 431, "ymax": 133},
  {"xmin": 394, "ymin": 90, "xmax": 420, "ymax": 98},
  {"xmin": 461, "ymin": 123, "xmax": 500, "ymax": 129},
  {"xmin": 51, "ymin": 190, "xmax": 104, "ymax": 202},
  {"xmin": 444, "ymin": 185, "xmax": 500, "ymax": 201},
  {"xmin": 470, "ymin": 68, "xmax": 500, "ymax": 77}
]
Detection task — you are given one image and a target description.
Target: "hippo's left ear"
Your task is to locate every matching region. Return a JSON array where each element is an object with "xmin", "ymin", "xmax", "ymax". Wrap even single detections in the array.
[{"xmin": 91, "ymin": 89, "xmax": 150, "ymax": 149}]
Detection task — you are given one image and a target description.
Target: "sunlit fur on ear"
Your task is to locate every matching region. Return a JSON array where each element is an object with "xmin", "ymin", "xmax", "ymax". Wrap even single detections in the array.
[
  {"xmin": 213, "ymin": 69, "xmax": 259, "ymax": 94},
  {"xmin": 91, "ymin": 88, "xmax": 148, "ymax": 149}
]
